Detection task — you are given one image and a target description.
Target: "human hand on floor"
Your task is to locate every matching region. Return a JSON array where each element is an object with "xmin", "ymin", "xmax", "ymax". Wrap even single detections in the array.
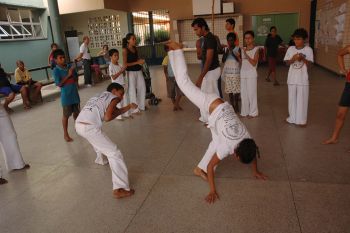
[
  {"xmin": 205, "ymin": 191, "xmax": 219, "ymax": 204},
  {"xmin": 253, "ymin": 171, "xmax": 268, "ymax": 180},
  {"xmin": 129, "ymin": 103, "xmax": 138, "ymax": 109}
]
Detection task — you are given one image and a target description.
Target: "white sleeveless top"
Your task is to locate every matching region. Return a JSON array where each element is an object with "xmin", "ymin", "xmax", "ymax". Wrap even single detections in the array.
[
  {"xmin": 241, "ymin": 46, "xmax": 259, "ymax": 77},
  {"xmin": 77, "ymin": 91, "xmax": 117, "ymax": 127}
]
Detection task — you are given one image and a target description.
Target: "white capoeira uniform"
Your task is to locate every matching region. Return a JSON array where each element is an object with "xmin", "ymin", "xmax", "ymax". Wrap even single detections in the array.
[
  {"xmin": 109, "ymin": 63, "xmax": 130, "ymax": 119},
  {"xmin": 75, "ymin": 91, "xmax": 130, "ymax": 191},
  {"xmin": 284, "ymin": 46, "xmax": 314, "ymax": 125},
  {"xmin": 240, "ymin": 46, "xmax": 259, "ymax": 117},
  {"xmin": 127, "ymin": 70, "xmax": 146, "ymax": 113},
  {"xmin": 168, "ymin": 49, "xmax": 251, "ymax": 171},
  {"xmin": 0, "ymin": 106, "xmax": 26, "ymax": 177},
  {"xmin": 199, "ymin": 67, "xmax": 221, "ymax": 123}
]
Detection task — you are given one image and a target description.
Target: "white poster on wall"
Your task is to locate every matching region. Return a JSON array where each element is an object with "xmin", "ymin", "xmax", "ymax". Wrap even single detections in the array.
[{"xmin": 66, "ymin": 37, "xmax": 80, "ymax": 62}]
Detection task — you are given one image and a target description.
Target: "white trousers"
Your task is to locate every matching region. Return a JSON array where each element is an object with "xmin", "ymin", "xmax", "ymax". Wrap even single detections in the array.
[
  {"xmin": 117, "ymin": 84, "xmax": 130, "ymax": 119},
  {"xmin": 240, "ymin": 76, "xmax": 258, "ymax": 117},
  {"xmin": 287, "ymin": 85, "xmax": 309, "ymax": 125},
  {"xmin": 200, "ymin": 67, "xmax": 221, "ymax": 123},
  {"xmin": 75, "ymin": 123, "xmax": 130, "ymax": 190},
  {"xmin": 168, "ymin": 50, "xmax": 218, "ymax": 114},
  {"xmin": 0, "ymin": 108, "xmax": 26, "ymax": 177},
  {"xmin": 128, "ymin": 70, "xmax": 146, "ymax": 112}
]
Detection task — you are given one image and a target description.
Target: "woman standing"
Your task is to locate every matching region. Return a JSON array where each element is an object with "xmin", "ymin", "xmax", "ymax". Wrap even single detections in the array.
[
  {"xmin": 265, "ymin": 26, "xmax": 283, "ymax": 86},
  {"xmin": 122, "ymin": 33, "xmax": 146, "ymax": 114}
]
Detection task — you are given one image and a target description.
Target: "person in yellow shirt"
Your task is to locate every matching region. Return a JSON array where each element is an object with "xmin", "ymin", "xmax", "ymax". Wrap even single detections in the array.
[{"xmin": 15, "ymin": 60, "xmax": 42, "ymax": 103}]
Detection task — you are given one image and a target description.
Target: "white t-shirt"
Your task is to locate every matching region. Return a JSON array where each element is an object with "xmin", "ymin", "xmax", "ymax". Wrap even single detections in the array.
[
  {"xmin": 80, "ymin": 43, "xmax": 91, "ymax": 60},
  {"xmin": 284, "ymin": 46, "xmax": 314, "ymax": 85},
  {"xmin": 77, "ymin": 91, "xmax": 117, "ymax": 127},
  {"xmin": 208, "ymin": 102, "xmax": 251, "ymax": 160},
  {"xmin": 241, "ymin": 46, "xmax": 259, "ymax": 78},
  {"xmin": 109, "ymin": 63, "xmax": 125, "ymax": 85}
]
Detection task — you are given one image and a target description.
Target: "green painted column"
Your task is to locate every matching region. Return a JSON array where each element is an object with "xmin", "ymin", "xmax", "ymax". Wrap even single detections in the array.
[{"xmin": 47, "ymin": 0, "xmax": 64, "ymax": 47}]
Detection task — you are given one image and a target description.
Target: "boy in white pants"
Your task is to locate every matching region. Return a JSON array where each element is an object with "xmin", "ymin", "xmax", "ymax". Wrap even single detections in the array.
[
  {"xmin": 167, "ymin": 41, "xmax": 267, "ymax": 204},
  {"xmin": 0, "ymin": 104, "xmax": 30, "ymax": 185},
  {"xmin": 75, "ymin": 83, "xmax": 137, "ymax": 199},
  {"xmin": 240, "ymin": 31, "xmax": 260, "ymax": 118},
  {"xmin": 109, "ymin": 48, "xmax": 130, "ymax": 120},
  {"xmin": 284, "ymin": 28, "xmax": 314, "ymax": 126}
]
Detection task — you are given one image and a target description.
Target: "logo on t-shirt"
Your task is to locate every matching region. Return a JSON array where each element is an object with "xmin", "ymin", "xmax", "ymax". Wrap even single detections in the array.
[{"xmin": 220, "ymin": 107, "xmax": 247, "ymax": 141}]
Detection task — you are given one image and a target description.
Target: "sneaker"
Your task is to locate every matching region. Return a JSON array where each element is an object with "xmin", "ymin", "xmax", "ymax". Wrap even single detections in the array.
[{"xmin": 85, "ymin": 84, "xmax": 92, "ymax": 88}]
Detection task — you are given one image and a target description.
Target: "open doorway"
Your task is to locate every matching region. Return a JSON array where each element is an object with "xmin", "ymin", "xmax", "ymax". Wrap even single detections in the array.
[{"xmin": 132, "ymin": 10, "xmax": 170, "ymax": 65}]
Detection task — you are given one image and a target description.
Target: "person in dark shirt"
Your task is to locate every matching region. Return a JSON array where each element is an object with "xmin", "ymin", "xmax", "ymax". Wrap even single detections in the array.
[
  {"xmin": 191, "ymin": 18, "xmax": 221, "ymax": 124},
  {"xmin": 265, "ymin": 26, "xmax": 283, "ymax": 86},
  {"xmin": 0, "ymin": 67, "xmax": 31, "ymax": 113}
]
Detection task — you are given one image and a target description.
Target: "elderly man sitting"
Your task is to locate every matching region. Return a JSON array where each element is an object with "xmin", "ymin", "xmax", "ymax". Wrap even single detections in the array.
[{"xmin": 15, "ymin": 60, "xmax": 42, "ymax": 103}]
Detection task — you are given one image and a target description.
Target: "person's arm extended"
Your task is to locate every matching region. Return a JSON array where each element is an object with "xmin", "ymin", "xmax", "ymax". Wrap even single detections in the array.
[
  {"xmin": 122, "ymin": 48, "xmax": 144, "ymax": 67},
  {"xmin": 104, "ymin": 99, "xmax": 137, "ymax": 122},
  {"xmin": 338, "ymin": 46, "xmax": 350, "ymax": 74},
  {"xmin": 244, "ymin": 48, "xmax": 259, "ymax": 66},
  {"xmin": 97, "ymin": 50, "xmax": 104, "ymax": 56},
  {"xmin": 205, "ymin": 154, "xmax": 221, "ymax": 204},
  {"xmin": 75, "ymin": 52, "xmax": 83, "ymax": 62},
  {"xmin": 252, "ymin": 158, "xmax": 268, "ymax": 180},
  {"xmin": 196, "ymin": 48, "xmax": 213, "ymax": 87}
]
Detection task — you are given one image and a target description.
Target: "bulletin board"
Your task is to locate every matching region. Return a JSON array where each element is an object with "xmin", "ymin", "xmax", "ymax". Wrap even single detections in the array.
[
  {"xmin": 314, "ymin": 0, "xmax": 348, "ymax": 73},
  {"xmin": 315, "ymin": 1, "xmax": 347, "ymax": 48}
]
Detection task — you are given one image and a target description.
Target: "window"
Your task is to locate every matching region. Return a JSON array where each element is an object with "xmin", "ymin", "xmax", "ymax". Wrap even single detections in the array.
[
  {"xmin": 88, "ymin": 14, "xmax": 122, "ymax": 49},
  {"xmin": 0, "ymin": 6, "xmax": 45, "ymax": 41}
]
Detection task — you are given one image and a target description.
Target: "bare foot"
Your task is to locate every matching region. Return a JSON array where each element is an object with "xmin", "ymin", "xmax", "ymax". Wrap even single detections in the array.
[
  {"xmin": 64, "ymin": 135, "xmax": 73, "ymax": 142},
  {"xmin": 13, "ymin": 164, "xmax": 30, "ymax": 171},
  {"xmin": 24, "ymin": 105, "xmax": 32, "ymax": 110},
  {"xmin": 113, "ymin": 188, "xmax": 135, "ymax": 199},
  {"xmin": 193, "ymin": 167, "xmax": 208, "ymax": 181},
  {"xmin": 5, "ymin": 107, "xmax": 14, "ymax": 114},
  {"xmin": 0, "ymin": 178, "xmax": 8, "ymax": 185},
  {"xmin": 322, "ymin": 138, "xmax": 338, "ymax": 145}
]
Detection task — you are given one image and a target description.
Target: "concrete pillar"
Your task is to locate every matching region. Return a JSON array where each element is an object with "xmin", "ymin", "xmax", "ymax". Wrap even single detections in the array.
[{"xmin": 47, "ymin": 0, "xmax": 64, "ymax": 47}]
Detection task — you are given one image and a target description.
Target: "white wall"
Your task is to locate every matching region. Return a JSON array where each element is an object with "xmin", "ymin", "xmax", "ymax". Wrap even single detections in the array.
[
  {"xmin": 60, "ymin": 9, "xmax": 129, "ymax": 56},
  {"xmin": 57, "ymin": 0, "xmax": 104, "ymax": 14}
]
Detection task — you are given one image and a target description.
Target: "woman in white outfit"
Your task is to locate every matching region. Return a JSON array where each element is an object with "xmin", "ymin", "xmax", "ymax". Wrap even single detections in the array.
[
  {"xmin": 0, "ymin": 104, "xmax": 30, "ymax": 184},
  {"xmin": 166, "ymin": 41, "xmax": 267, "ymax": 204},
  {"xmin": 122, "ymin": 33, "xmax": 146, "ymax": 114},
  {"xmin": 75, "ymin": 83, "xmax": 137, "ymax": 199},
  {"xmin": 240, "ymin": 31, "xmax": 260, "ymax": 118}
]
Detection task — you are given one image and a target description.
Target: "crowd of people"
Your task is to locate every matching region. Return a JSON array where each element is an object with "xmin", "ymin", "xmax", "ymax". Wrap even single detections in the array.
[{"xmin": 1, "ymin": 17, "xmax": 349, "ymax": 205}]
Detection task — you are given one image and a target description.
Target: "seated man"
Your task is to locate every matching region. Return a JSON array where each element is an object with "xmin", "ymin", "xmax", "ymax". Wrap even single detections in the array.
[
  {"xmin": 0, "ymin": 67, "xmax": 31, "ymax": 113},
  {"xmin": 166, "ymin": 41, "xmax": 267, "ymax": 204},
  {"xmin": 15, "ymin": 60, "xmax": 42, "ymax": 103}
]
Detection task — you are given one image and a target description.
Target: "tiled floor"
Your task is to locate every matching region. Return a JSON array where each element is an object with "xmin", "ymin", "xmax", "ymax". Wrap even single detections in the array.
[{"xmin": 0, "ymin": 64, "xmax": 349, "ymax": 233}]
